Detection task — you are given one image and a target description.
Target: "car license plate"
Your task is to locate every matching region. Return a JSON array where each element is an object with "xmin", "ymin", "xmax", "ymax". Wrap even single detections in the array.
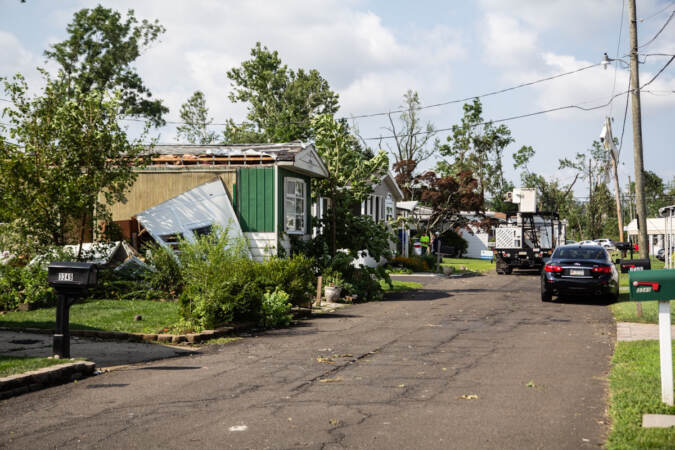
[{"xmin": 570, "ymin": 269, "xmax": 585, "ymax": 276}]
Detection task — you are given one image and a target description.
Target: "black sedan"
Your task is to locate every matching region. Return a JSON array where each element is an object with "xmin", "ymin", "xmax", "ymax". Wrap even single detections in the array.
[{"xmin": 540, "ymin": 244, "xmax": 619, "ymax": 302}]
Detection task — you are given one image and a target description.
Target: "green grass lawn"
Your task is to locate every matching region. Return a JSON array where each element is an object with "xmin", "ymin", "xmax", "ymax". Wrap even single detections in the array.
[
  {"xmin": 0, "ymin": 299, "xmax": 181, "ymax": 334},
  {"xmin": 0, "ymin": 355, "xmax": 73, "ymax": 378},
  {"xmin": 607, "ymin": 340, "xmax": 675, "ymax": 449},
  {"xmin": 380, "ymin": 280, "xmax": 423, "ymax": 291},
  {"xmin": 441, "ymin": 257, "xmax": 495, "ymax": 274},
  {"xmin": 611, "ymin": 257, "xmax": 673, "ymax": 323}
]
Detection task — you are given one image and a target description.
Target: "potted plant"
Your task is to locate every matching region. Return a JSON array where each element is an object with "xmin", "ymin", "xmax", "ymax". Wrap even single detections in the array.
[{"xmin": 323, "ymin": 271, "xmax": 344, "ymax": 302}]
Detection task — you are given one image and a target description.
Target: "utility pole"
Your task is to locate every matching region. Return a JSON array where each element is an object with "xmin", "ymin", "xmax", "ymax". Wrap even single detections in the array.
[
  {"xmin": 628, "ymin": 0, "xmax": 649, "ymax": 259},
  {"xmin": 601, "ymin": 117, "xmax": 624, "ymax": 241}
]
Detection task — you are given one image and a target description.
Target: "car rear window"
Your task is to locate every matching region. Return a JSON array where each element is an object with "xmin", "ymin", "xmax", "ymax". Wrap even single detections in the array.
[{"xmin": 553, "ymin": 247, "xmax": 607, "ymax": 260}]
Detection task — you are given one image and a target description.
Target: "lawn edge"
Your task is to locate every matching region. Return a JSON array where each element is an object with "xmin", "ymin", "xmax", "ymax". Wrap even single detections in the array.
[{"xmin": 0, "ymin": 360, "xmax": 96, "ymax": 400}]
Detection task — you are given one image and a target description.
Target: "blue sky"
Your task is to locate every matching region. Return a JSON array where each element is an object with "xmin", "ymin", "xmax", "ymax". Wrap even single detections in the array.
[{"xmin": 1, "ymin": 0, "xmax": 674, "ymax": 198}]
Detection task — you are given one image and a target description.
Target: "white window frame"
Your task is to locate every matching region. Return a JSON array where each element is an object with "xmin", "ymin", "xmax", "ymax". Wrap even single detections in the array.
[{"xmin": 284, "ymin": 177, "xmax": 306, "ymax": 234}]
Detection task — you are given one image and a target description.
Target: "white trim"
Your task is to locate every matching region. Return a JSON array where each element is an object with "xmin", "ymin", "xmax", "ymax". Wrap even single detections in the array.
[{"xmin": 284, "ymin": 177, "xmax": 307, "ymax": 235}]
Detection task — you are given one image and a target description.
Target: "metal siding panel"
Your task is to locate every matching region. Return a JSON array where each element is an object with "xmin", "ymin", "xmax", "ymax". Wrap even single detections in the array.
[
  {"xmin": 256, "ymin": 169, "xmax": 265, "ymax": 232},
  {"xmin": 264, "ymin": 168, "xmax": 274, "ymax": 232},
  {"xmin": 241, "ymin": 169, "xmax": 250, "ymax": 232}
]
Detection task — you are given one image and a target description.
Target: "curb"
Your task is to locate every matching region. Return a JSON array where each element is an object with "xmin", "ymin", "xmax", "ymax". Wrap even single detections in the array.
[
  {"xmin": 0, "ymin": 322, "xmax": 255, "ymax": 345},
  {"xmin": 0, "ymin": 361, "xmax": 96, "ymax": 400}
]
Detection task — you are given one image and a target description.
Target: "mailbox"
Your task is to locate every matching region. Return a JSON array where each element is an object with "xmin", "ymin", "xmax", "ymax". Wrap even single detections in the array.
[
  {"xmin": 629, "ymin": 269, "xmax": 675, "ymax": 302},
  {"xmin": 619, "ymin": 258, "xmax": 651, "ymax": 274},
  {"xmin": 47, "ymin": 262, "xmax": 98, "ymax": 359}
]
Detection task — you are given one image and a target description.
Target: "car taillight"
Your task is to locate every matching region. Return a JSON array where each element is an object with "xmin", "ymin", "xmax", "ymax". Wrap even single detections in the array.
[
  {"xmin": 544, "ymin": 264, "xmax": 563, "ymax": 273},
  {"xmin": 592, "ymin": 265, "xmax": 612, "ymax": 274}
]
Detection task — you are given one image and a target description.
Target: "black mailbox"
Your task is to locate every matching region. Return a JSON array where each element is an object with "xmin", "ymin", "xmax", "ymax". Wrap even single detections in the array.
[
  {"xmin": 618, "ymin": 258, "xmax": 651, "ymax": 274},
  {"xmin": 48, "ymin": 262, "xmax": 98, "ymax": 293},
  {"xmin": 47, "ymin": 262, "xmax": 98, "ymax": 359}
]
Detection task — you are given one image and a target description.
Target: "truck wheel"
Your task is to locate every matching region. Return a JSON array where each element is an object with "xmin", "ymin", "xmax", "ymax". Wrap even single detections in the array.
[{"xmin": 503, "ymin": 267, "xmax": 513, "ymax": 275}]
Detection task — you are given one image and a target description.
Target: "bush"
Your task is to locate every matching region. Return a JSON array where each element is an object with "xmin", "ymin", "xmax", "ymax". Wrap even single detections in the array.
[
  {"xmin": 144, "ymin": 244, "xmax": 182, "ymax": 299},
  {"xmin": 391, "ymin": 256, "xmax": 430, "ymax": 272},
  {"xmin": 0, "ymin": 264, "xmax": 55, "ymax": 311},
  {"xmin": 259, "ymin": 289, "xmax": 293, "ymax": 328},
  {"xmin": 439, "ymin": 229, "xmax": 468, "ymax": 257},
  {"xmin": 261, "ymin": 255, "xmax": 315, "ymax": 307}
]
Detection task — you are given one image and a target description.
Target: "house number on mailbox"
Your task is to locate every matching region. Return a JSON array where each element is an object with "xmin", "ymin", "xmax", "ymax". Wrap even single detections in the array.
[{"xmin": 58, "ymin": 272, "xmax": 73, "ymax": 282}]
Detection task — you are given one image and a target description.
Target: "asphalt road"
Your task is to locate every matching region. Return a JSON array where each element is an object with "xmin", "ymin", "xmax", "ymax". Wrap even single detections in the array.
[{"xmin": 0, "ymin": 273, "xmax": 615, "ymax": 449}]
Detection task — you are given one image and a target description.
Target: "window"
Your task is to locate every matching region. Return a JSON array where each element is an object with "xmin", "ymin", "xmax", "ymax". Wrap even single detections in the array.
[
  {"xmin": 191, "ymin": 225, "xmax": 213, "ymax": 237},
  {"xmin": 284, "ymin": 178, "xmax": 306, "ymax": 234},
  {"xmin": 385, "ymin": 194, "xmax": 394, "ymax": 220}
]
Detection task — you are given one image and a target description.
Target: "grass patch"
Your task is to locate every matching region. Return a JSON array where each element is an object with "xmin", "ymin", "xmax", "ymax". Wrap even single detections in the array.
[
  {"xmin": 0, "ymin": 355, "xmax": 73, "ymax": 378},
  {"xmin": 607, "ymin": 340, "xmax": 675, "ymax": 449},
  {"xmin": 380, "ymin": 280, "xmax": 423, "ymax": 292},
  {"xmin": 0, "ymin": 299, "xmax": 181, "ymax": 334},
  {"xmin": 441, "ymin": 257, "xmax": 495, "ymax": 274},
  {"xmin": 611, "ymin": 300, "xmax": 675, "ymax": 324},
  {"xmin": 611, "ymin": 257, "xmax": 672, "ymax": 324}
]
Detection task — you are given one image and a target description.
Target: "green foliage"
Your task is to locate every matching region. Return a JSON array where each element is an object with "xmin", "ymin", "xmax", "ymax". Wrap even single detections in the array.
[
  {"xmin": 437, "ymin": 98, "xmax": 516, "ymax": 200},
  {"xmin": 0, "ymin": 74, "xmax": 149, "ymax": 255},
  {"xmin": 259, "ymin": 289, "xmax": 293, "ymax": 329},
  {"xmin": 176, "ymin": 228, "xmax": 255, "ymax": 330},
  {"xmin": 176, "ymin": 90, "xmax": 217, "ymax": 144},
  {"xmin": 259, "ymin": 255, "xmax": 315, "ymax": 307},
  {"xmin": 44, "ymin": 5, "xmax": 168, "ymax": 126},
  {"xmin": 439, "ymin": 229, "xmax": 468, "ymax": 256},
  {"xmin": 144, "ymin": 244, "xmax": 182, "ymax": 298},
  {"xmin": 322, "ymin": 269, "xmax": 344, "ymax": 287},
  {"xmin": 0, "ymin": 264, "xmax": 55, "ymax": 311},
  {"xmin": 607, "ymin": 340, "xmax": 675, "ymax": 448},
  {"xmin": 224, "ymin": 42, "xmax": 339, "ymax": 143},
  {"xmin": 311, "ymin": 114, "xmax": 390, "ymax": 257}
]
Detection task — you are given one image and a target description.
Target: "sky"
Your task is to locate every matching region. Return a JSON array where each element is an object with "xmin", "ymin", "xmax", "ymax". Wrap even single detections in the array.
[{"xmin": 1, "ymin": 0, "xmax": 674, "ymax": 199}]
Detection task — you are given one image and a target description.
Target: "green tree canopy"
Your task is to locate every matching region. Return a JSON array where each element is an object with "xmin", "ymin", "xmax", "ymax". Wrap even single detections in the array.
[
  {"xmin": 311, "ymin": 115, "xmax": 389, "ymax": 257},
  {"xmin": 176, "ymin": 91, "xmax": 217, "ymax": 144},
  {"xmin": 0, "ymin": 74, "xmax": 148, "ymax": 256},
  {"xmin": 224, "ymin": 43, "xmax": 339, "ymax": 143},
  {"xmin": 437, "ymin": 98, "xmax": 522, "ymax": 206},
  {"xmin": 44, "ymin": 5, "xmax": 168, "ymax": 126}
]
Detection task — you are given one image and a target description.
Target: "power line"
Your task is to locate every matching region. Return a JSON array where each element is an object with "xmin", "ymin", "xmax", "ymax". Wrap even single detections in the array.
[
  {"xmin": 639, "ymin": 8, "xmax": 675, "ymax": 48},
  {"xmin": 346, "ymin": 63, "xmax": 602, "ymax": 120},
  {"xmin": 640, "ymin": 2, "xmax": 675, "ymax": 22},
  {"xmin": 609, "ymin": 0, "xmax": 627, "ymax": 116},
  {"xmin": 641, "ymin": 54, "xmax": 675, "ymax": 88},
  {"xmin": 617, "ymin": 76, "xmax": 631, "ymax": 159}
]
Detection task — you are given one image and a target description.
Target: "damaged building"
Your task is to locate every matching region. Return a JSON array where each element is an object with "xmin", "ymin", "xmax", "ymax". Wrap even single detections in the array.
[{"xmin": 108, "ymin": 142, "xmax": 329, "ymax": 261}]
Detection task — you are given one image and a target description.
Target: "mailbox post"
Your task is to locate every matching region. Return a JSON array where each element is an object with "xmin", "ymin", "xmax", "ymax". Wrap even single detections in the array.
[
  {"xmin": 47, "ymin": 262, "xmax": 98, "ymax": 359},
  {"xmin": 629, "ymin": 269, "xmax": 675, "ymax": 405}
]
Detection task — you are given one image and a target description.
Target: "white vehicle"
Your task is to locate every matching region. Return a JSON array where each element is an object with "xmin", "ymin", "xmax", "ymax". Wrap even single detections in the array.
[
  {"xmin": 578, "ymin": 240, "xmax": 600, "ymax": 246},
  {"xmin": 594, "ymin": 239, "xmax": 616, "ymax": 251}
]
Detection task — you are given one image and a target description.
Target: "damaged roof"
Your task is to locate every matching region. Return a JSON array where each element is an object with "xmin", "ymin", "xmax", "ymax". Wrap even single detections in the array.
[{"xmin": 142, "ymin": 142, "xmax": 328, "ymax": 178}]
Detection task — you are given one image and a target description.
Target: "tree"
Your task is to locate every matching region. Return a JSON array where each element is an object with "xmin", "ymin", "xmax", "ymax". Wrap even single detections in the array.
[
  {"xmin": 559, "ymin": 141, "xmax": 613, "ymax": 240},
  {"xmin": 383, "ymin": 90, "xmax": 438, "ymax": 200},
  {"xmin": 44, "ymin": 5, "xmax": 168, "ymax": 126},
  {"xmin": 630, "ymin": 171, "xmax": 671, "ymax": 217},
  {"xmin": 224, "ymin": 43, "xmax": 339, "ymax": 143},
  {"xmin": 176, "ymin": 91, "xmax": 217, "ymax": 144},
  {"xmin": 311, "ymin": 115, "xmax": 389, "ymax": 257},
  {"xmin": 437, "ymin": 98, "xmax": 521, "ymax": 207},
  {"xmin": 415, "ymin": 170, "xmax": 483, "ymax": 235},
  {"xmin": 0, "ymin": 74, "xmax": 148, "ymax": 256}
]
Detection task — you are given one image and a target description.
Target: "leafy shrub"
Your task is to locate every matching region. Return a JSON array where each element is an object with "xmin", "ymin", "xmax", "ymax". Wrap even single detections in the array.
[
  {"xmin": 0, "ymin": 264, "xmax": 55, "ymax": 311},
  {"xmin": 391, "ymin": 256, "xmax": 430, "ymax": 272},
  {"xmin": 259, "ymin": 289, "xmax": 293, "ymax": 328},
  {"xmin": 260, "ymin": 255, "xmax": 316, "ymax": 307},
  {"xmin": 439, "ymin": 229, "xmax": 468, "ymax": 256},
  {"xmin": 144, "ymin": 244, "xmax": 182, "ymax": 299}
]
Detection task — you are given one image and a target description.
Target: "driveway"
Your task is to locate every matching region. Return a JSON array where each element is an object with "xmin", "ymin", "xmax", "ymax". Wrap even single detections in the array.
[{"xmin": 0, "ymin": 273, "xmax": 615, "ymax": 449}]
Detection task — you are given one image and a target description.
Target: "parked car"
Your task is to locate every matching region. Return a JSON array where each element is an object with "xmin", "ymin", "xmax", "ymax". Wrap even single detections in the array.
[
  {"xmin": 578, "ymin": 240, "xmax": 601, "ymax": 246},
  {"xmin": 656, "ymin": 248, "xmax": 665, "ymax": 262},
  {"xmin": 594, "ymin": 238, "xmax": 616, "ymax": 251},
  {"xmin": 541, "ymin": 244, "xmax": 619, "ymax": 302}
]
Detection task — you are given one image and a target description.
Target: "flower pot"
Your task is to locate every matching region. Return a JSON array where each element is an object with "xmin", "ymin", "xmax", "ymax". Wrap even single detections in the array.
[{"xmin": 324, "ymin": 286, "xmax": 342, "ymax": 303}]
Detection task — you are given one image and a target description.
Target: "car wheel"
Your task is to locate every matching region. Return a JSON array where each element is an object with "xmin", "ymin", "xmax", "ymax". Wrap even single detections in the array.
[{"xmin": 541, "ymin": 289, "xmax": 552, "ymax": 302}]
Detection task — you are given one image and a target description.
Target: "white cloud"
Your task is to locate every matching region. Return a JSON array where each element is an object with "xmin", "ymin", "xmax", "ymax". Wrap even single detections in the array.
[{"xmin": 481, "ymin": 13, "xmax": 538, "ymax": 68}]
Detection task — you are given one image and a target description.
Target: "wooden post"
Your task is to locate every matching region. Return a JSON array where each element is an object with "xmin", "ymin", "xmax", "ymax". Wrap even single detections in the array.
[{"xmin": 314, "ymin": 276, "xmax": 323, "ymax": 307}]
